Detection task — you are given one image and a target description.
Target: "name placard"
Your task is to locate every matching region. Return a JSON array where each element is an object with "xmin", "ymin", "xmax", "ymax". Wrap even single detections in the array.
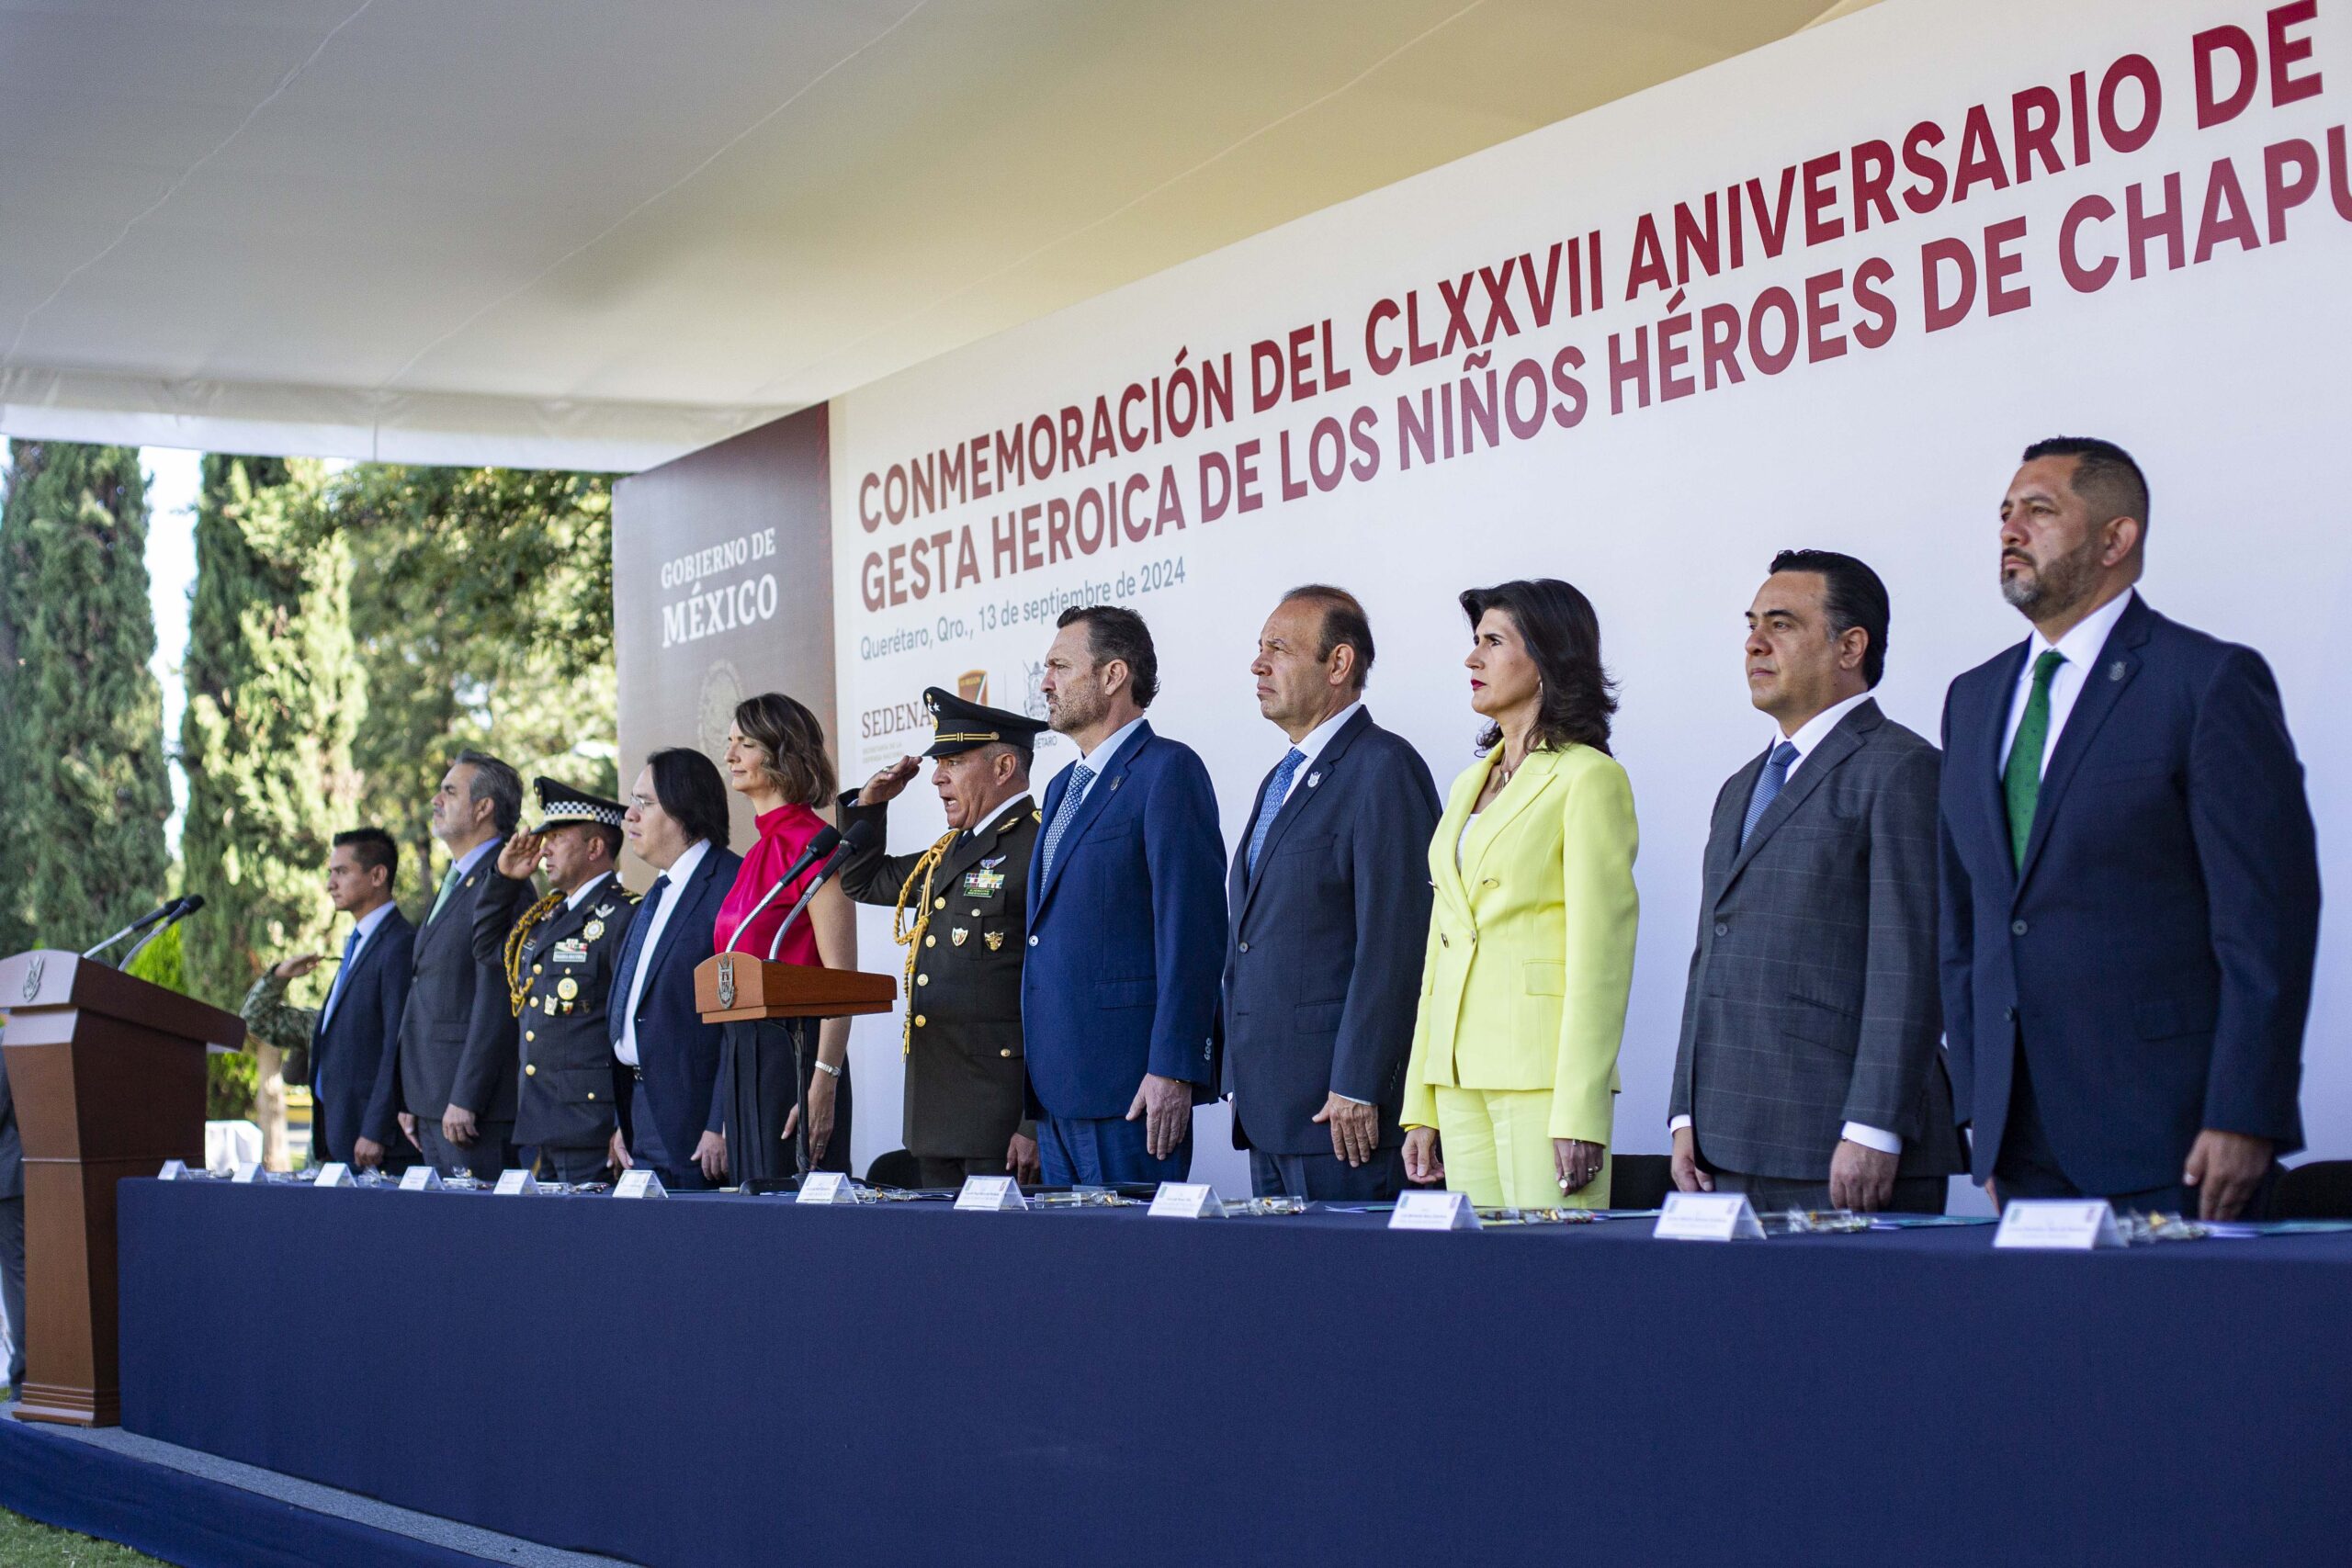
[
  {"xmin": 230, "ymin": 1161, "xmax": 263, "ymax": 1184},
  {"xmin": 956, "ymin": 1175, "xmax": 1027, "ymax": 1212},
  {"xmin": 1148, "ymin": 1182, "xmax": 1226, "ymax": 1218},
  {"xmin": 158, "ymin": 1159, "xmax": 188, "ymax": 1181},
  {"xmin": 1389, "ymin": 1190, "xmax": 1480, "ymax": 1231},
  {"xmin": 398, "ymin": 1166, "xmax": 446, "ymax": 1191},
  {"xmin": 312, "ymin": 1163, "xmax": 352, "ymax": 1189},
  {"xmin": 1654, "ymin": 1191, "xmax": 1766, "ymax": 1241},
  {"xmin": 613, "ymin": 1169, "xmax": 667, "ymax": 1200},
  {"xmin": 1994, "ymin": 1199, "xmax": 2122, "ymax": 1250},
  {"xmin": 492, "ymin": 1169, "xmax": 541, "ymax": 1196},
  {"xmin": 797, "ymin": 1171, "xmax": 856, "ymax": 1204}
]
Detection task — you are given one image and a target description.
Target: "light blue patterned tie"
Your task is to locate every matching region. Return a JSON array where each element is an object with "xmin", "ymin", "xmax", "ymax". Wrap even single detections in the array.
[
  {"xmin": 1039, "ymin": 763, "xmax": 1095, "ymax": 882},
  {"xmin": 1246, "ymin": 750, "xmax": 1306, "ymax": 877},
  {"xmin": 320, "ymin": 926, "xmax": 361, "ymax": 1024},
  {"xmin": 1740, "ymin": 740, "xmax": 1800, "ymax": 846}
]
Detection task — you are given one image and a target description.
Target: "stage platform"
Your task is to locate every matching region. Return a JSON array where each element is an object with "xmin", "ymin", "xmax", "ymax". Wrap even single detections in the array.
[
  {"xmin": 107, "ymin": 1179, "xmax": 2352, "ymax": 1567},
  {"xmin": 0, "ymin": 1397, "xmax": 629, "ymax": 1568}
]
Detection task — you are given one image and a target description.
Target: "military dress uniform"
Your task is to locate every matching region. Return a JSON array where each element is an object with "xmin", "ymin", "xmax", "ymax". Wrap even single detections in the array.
[
  {"xmin": 478, "ymin": 780, "xmax": 640, "ymax": 1184},
  {"xmin": 839, "ymin": 688, "xmax": 1044, "ymax": 1189}
]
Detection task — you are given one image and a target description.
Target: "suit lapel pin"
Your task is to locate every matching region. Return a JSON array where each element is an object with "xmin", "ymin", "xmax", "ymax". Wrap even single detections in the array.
[
  {"xmin": 1306, "ymin": 772, "xmax": 1321, "ymax": 788},
  {"xmin": 1110, "ymin": 777, "xmax": 1122, "ymax": 791},
  {"xmin": 2109, "ymin": 661, "xmax": 2127, "ymax": 681}
]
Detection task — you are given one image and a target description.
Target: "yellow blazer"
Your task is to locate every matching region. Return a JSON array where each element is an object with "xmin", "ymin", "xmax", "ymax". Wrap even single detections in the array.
[{"xmin": 1400, "ymin": 742, "xmax": 1639, "ymax": 1143}]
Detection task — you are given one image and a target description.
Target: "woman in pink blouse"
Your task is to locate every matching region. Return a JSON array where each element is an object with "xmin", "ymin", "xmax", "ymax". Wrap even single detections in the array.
[{"xmin": 714, "ymin": 692, "xmax": 858, "ymax": 1181}]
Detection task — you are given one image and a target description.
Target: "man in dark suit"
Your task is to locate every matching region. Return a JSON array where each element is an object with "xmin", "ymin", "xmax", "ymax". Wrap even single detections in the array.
[
  {"xmin": 840, "ymin": 688, "xmax": 1046, "ymax": 1189},
  {"xmin": 0, "ymin": 1049, "xmax": 22, "ymax": 1393},
  {"xmin": 477, "ymin": 779, "xmax": 639, "ymax": 1184},
  {"xmin": 395, "ymin": 750, "xmax": 532, "ymax": 1179},
  {"xmin": 1223, "ymin": 587, "xmax": 1439, "ymax": 1201},
  {"xmin": 609, "ymin": 749, "xmax": 741, "ymax": 1190},
  {"xmin": 1940, "ymin": 437, "xmax": 2319, "ymax": 1220},
  {"xmin": 1670, "ymin": 552, "xmax": 1961, "ymax": 1213},
  {"xmin": 240, "ymin": 828, "xmax": 416, "ymax": 1170},
  {"xmin": 1024, "ymin": 605, "xmax": 1227, "ymax": 1186}
]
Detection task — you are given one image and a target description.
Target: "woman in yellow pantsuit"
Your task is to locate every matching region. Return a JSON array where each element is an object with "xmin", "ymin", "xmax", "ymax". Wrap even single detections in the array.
[{"xmin": 1401, "ymin": 579, "xmax": 1639, "ymax": 1209}]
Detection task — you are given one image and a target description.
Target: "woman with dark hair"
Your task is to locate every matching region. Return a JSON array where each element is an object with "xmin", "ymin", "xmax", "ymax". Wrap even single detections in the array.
[
  {"xmin": 1398, "ymin": 580, "xmax": 1640, "ymax": 1209},
  {"xmin": 713, "ymin": 693, "xmax": 857, "ymax": 1180}
]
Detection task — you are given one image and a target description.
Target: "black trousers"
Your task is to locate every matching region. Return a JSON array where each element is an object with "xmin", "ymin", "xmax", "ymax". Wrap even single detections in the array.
[
  {"xmin": 1711, "ymin": 1169, "xmax": 1949, "ymax": 1213},
  {"xmin": 1249, "ymin": 1145, "xmax": 1406, "ymax": 1201},
  {"xmin": 912, "ymin": 1154, "xmax": 1010, "ymax": 1189},
  {"xmin": 1994, "ymin": 1052, "xmax": 2272, "ymax": 1214},
  {"xmin": 721, "ymin": 1019, "xmax": 853, "ymax": 1183},
  {"xmin": 420, "ymin": 1120, "xmax": 514, "ymax": 1180}
]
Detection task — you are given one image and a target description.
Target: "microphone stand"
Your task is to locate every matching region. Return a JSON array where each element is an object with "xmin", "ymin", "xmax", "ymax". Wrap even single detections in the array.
[
  {"xmin": 766, "ymin": 846, "xmax": 850, "ymax": 1179},
  {"xmin": 82, "ymin": 900, "xmax": 175, "ymax": 964},
  {"xmin": 119, "ymin": 901, "xmax": 193, "ymax": 971}
]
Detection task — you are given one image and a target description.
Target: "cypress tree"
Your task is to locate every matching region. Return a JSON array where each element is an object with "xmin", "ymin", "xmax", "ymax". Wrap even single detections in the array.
[
  {"xmin": 178, "ymin": 457, "xmax": 362, "ymax": 1157},
  {"xmin": 0, "ymin": 440, "xmax": 171, "ymax": 956}
]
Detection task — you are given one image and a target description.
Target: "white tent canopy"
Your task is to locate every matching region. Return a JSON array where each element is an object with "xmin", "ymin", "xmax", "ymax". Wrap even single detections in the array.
[{"xmin": 0, "ymin": 0, "xmax": 1860, "ymax": 471}]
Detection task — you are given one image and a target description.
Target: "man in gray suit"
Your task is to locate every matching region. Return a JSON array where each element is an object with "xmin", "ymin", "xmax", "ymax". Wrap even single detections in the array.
[
  {"xmin": 1670, "ymin": 550, "xmax": 1962, "ymax": 1213},
  {"xmin": 393, "ymin": 750, "xmax": 533, "ymax": 1179},
  {"xmin": 1222, "ymin": 586, "xmax": 1441, "ymax": 1200},
  {"xmin": 0, "ymin": 1050, "xmax": 23, "ymax": 1393}
]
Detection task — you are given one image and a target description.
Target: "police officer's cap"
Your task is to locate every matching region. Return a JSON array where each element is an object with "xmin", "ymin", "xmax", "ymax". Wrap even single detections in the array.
[{"xmin": 534, "ymin": 776, "xmax": 627, "ymax": 829}]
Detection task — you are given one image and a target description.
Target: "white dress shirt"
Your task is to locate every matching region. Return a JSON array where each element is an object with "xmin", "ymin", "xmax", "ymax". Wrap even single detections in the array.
[
  {"xmin": 319, "ymin": 899, "xmax": 397, "ymax": 1027},
  {"xmin": 615, "ymin": 840, "xmax": 708, "ymax": 1067},
  {"xmin": 565, "ymin": 869, "xmax": 614, "ymax": 912},
  {"xmin": 1061, "ymin": 712, "xmax": 1148, "ymax": 811},
  {"xmin": 1271, "ymin": 700, "xmax": 1362, "ymax": 811},
  {"xmin": 1999, "ymin": 587, "xmax": 2136, "ymax": 774},
  {"xmin": 1671, "ymin": 687, "xmax": 1899, "ymax": 1156}
]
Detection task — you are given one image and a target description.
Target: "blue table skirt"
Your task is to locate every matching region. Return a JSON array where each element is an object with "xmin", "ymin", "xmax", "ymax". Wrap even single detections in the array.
[{"xmin": 118, "ymin": 1182, "xmax": 2352, "ymax": 1567}]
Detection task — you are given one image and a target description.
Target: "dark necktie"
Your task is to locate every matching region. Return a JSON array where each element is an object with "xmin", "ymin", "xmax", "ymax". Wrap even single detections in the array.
[
  {"xmin": 608, "ymin": 874, "xmax": 668, "ymax": 1046},
  {"xmin": 2005, "ymin": 649, "xmax": 2065, "ymax": 869}
]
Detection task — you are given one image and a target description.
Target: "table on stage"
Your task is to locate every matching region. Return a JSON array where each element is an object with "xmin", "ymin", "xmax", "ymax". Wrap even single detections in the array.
[{"xmin": 117, "ymin": 1180, "xmax": 2348, "ymax": 1567}]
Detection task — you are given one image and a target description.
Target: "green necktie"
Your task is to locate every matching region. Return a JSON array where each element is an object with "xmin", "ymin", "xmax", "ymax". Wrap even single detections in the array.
[
  {"xmin": 427, "ymin": 864, "xmax": 463, "ymax": 926},
  {"xmin": 2004, "ymin": 649, "xmax": 2065, "ymax": 870}
]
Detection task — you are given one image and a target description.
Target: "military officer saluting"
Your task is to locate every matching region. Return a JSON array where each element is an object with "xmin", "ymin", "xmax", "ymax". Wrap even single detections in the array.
[
  {"xmin": 474, "ymin": 778, "xmax": 639, "ymax": 1185},
  {"xmin": 840, "ymin": 687, "xmax": 1047, "ymax": 1188}
]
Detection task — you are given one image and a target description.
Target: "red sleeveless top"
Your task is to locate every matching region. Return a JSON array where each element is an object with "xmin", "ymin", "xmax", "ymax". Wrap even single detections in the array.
[{"xmin": 714, "ymin": 802, "xmax": 829, "ymax": 966}]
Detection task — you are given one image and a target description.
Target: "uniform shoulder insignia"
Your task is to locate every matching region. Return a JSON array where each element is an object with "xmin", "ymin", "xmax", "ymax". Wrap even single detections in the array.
[{"xmin": 1031, "ymin": 809, "xmax": 1042, "ymax": 823}]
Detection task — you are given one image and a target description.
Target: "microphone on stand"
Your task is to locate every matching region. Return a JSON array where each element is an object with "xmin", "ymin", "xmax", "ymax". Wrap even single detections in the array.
[
  {"xmin": 120, "ymin": 896, "xmax": 206, "ymax": 971},
  {"xmin": 82, "ymin": 897, "xmax": 183, "ymax": 962},
  {"xmin": 766, "ymin": 818, "xmax": 877, "ymax": 1179},
  {"xmin": 722, "ymin": 826, "xmax": 842, "ymax": 953}
]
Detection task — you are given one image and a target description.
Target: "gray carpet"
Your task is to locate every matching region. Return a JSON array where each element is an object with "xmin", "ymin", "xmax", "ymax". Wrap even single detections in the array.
[{"xmin": 7, "ymin": 1399, "xmax": 635, "ymax": 1566}]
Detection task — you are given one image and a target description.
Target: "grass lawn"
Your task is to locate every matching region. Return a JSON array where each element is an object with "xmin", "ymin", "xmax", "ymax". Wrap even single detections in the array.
[{"xmin": 0, "ymin": 1507, "xmax": 167, "ymax": 1566}]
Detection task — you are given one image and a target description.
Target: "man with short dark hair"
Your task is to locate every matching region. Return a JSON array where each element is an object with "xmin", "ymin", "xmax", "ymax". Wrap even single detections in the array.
[
  {"xmin": 1024, "ymin": 605, "xmax": 1227, "ymax": 1185},
  {"xmin": 394, "ymin": 750, "xmax": 531, "ymax": 1179},
  {"xmin": 478, "ymin": 779, "xmax": 639, "ymax": 1184},
  {"xmin": 241, "ymin": 827, "xmax": 417, "ymax": 1169},
  {"xmin": 1223, "ymin": 586, "xmax": 1439, "ymax": 1201},
  {"xmin": 1940, "ymin": 438, "xmax": 2318, "ymax": 1220},
  {"xmin": 1670, "ymin": 550, "xmax": 1961, "ymax": 1212}
]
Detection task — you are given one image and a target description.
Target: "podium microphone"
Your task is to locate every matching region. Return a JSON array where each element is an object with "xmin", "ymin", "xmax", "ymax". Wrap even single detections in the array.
[
  {"xmin": 722, "ymin": 826, "xmax": 842, "ymax": 953},
  {"xmin": 765, "ymin": 820, "xmax": 876, "ymax": 962},
  {"xmin": 119, "ymin": 896, "xmax": 206, "ymax": 971},
  {"xmin": 82, "ymin": 895, "xmax": 193, "ymax": 963}
]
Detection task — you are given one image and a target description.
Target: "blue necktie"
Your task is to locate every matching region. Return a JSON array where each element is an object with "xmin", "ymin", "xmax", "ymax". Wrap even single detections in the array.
[
  {"xmin": 608, "ymin": 874, "xmax": 667, "ymax": 1046},
  {"xmin": 1039, "ymin": 763, "xmax": 1095, "ymax": 883},
  {"xmin": 320, "ymin": 926, "xmax": 361, "ymax": 1025},
  {"xmin": 1246, "ymin": 750, "xmax": 1306, "ymax": 877},
  {"xmin": 1740, "ymin": 740, "xmax": 1800, "ymax": 845}
]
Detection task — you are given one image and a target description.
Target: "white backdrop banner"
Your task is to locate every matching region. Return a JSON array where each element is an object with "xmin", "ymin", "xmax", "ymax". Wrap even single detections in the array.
[{"xmin": 828, "ymin": 0, "xmax": 2352, "ymax": 1193}]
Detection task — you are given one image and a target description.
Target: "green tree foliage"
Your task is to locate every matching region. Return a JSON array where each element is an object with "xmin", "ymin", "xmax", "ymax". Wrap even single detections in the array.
[
  {"xmin": 119, "ymin": 922, "xmax": 250, "ymax": 1119},
  {"xmin": 318, "ymin": 466, "xmax": 616, "ymax": 909},
  {"xmin": 177, "ymin": 456, "xmax": 362, "ymax": 1012},
  {"xmin": 0, "ymin": 441, "xmax": 170, "ymax": 955}
]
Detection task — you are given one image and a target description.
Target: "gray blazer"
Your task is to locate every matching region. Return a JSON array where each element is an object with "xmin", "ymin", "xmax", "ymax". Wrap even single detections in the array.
[
  {"xmin": 0, "ymin": 1048, "xmax": 19, "ymax": 1200},
  {"xmin": 1670, "ymin": 699, "xmax": 1963, "ymax": 1181},
  {"xmin": 395, "ymin": 840, "xmax": 533, "ymax": 1124}
]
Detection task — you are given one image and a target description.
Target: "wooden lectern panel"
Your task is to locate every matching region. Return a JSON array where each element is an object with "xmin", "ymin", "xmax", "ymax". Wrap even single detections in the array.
[
  {"xmin": 693, "ymin": 953, "xmax": 896, "ymax": 1023},
  {"xmin": 0, "ymin": 949, "xmax": 241, "ymax": 1427}
]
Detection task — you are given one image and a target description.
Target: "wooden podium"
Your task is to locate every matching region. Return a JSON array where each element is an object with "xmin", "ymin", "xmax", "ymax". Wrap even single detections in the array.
[
  {"xmin": 0, "ymin": 950, "xmax": 243, "ymax": 1427},
  {"xmin": 693, "ymin": 953, "xmax": 897, "ymax": 1023}
]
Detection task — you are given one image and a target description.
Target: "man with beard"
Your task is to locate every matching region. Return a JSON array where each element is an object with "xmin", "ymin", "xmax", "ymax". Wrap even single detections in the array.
[{"xmin": 1938, "ymin": 437, "xmax": 2318, "ymax": 1221}]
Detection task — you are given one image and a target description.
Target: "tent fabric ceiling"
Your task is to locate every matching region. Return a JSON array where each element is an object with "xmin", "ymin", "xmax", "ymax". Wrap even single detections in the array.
[{"xmin": 0, "ymin": 0, "xmax": 1861, "ymax": 471}]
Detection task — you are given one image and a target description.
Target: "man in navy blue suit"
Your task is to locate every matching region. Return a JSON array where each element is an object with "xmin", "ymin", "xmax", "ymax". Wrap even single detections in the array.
[
  {"xmin": 1939, "ymin": 437, "xmax": 2319, "ymax": 1220},
  {"xmin": 609, "ymin": 749, "xmax": 742, "ymax": 1190},
  {"xmin": 242, "ymin": 828, "xmax": 416, "ymax": 1170},
  {"xmin": 1223, "ymin": 586, "xmax": 1439, "ymax": 1201},
  {"xmin": 1024, "ymin": 604, "xmax": 1227, "ymax": 1186}
]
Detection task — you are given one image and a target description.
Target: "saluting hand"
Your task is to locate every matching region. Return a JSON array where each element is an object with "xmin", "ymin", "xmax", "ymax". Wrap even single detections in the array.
[
  {"xmin": 496, "ymin": 831, "xmax": 545, "ymax": 880},
  {"xmin": 858, "ymin": 756, "xmax": 922, "ymax": 807},
  {"xmin": 271, "ymin": 953, "xmax": 327, "ymax": 982}
]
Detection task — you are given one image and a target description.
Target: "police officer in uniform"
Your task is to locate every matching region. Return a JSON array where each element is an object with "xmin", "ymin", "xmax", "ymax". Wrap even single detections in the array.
[
  {"xmin": 475, "ymin": 779, "xmax": 640, "ymax": 1184},
  {"xmin": 840, "ymin": 688, "xmax": 1046, "ymax": 1188}
]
